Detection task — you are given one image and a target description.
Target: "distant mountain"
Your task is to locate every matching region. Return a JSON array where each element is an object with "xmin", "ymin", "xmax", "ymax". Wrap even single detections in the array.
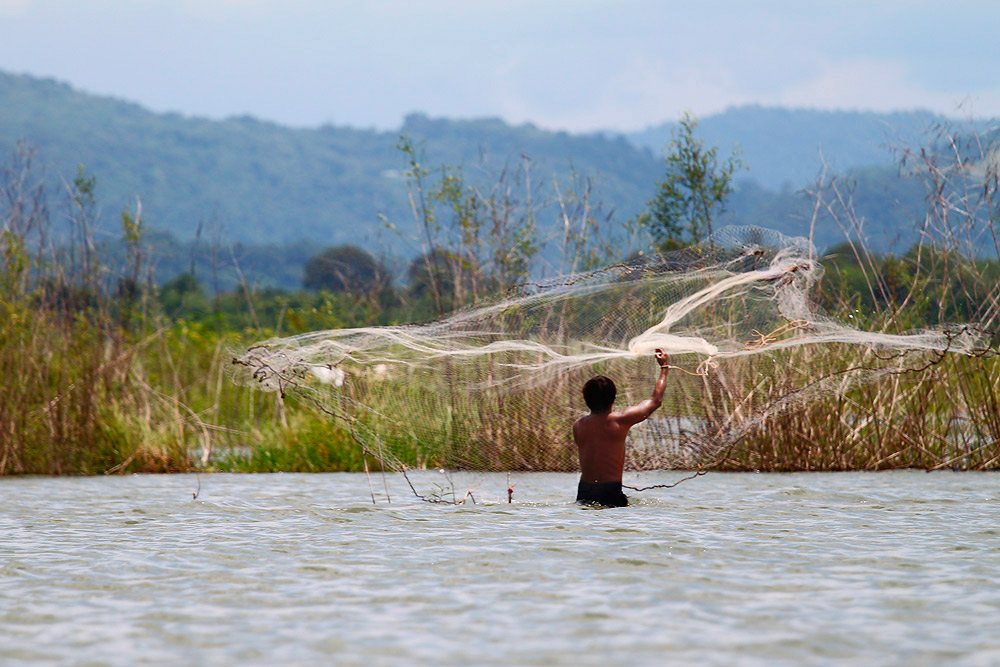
[
  {"xmin": 0, "ymin": 70, "xmax": 659, "ymax": 253},
  {"xmin": 2, "ymin": 69, "xmax": 988, "ymax": 289},
  {"xmin": 627, "ymin": 105, "xmax": 962, "ymax": 190}
]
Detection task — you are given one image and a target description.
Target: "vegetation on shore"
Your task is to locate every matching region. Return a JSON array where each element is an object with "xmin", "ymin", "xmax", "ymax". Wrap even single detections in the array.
[{"xmin": 1, "ymin": 118, "xmax": 998, "ymax": 477}]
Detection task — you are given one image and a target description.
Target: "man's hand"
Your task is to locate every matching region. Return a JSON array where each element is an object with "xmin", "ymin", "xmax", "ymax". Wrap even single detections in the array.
[{"xmin": 654, "ymin": 348, "xmax": 669, "ymax": 368}]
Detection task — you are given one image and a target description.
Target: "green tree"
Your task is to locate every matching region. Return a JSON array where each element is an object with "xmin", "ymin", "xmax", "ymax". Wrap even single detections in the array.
[
  {"xmin": 302, "ymin": 245, "xmax": 391, "ymax": 294},
  {"xmin": 405, "ymin": 248, "xmax": 484, "ymax": 310},
  {"xmin": 159, "ymin": 271, "xmax": 208, "ymax": 319},
  {"xmin": 647, "ymin": 112, "xmax": 742, "ymax": 248}
]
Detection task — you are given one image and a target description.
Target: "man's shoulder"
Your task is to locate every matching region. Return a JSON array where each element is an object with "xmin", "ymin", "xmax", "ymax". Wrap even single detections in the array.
[
  {"xmin": 606, "ymin": 409, "xmax": 643, "ymax": 429},
  {"xmin": 606, "ymin": 409, "xmax": 630, "ymax": 422},
  {"xmin": 577, "ymin": 412, "xmax": 627, "ymax": 431}
]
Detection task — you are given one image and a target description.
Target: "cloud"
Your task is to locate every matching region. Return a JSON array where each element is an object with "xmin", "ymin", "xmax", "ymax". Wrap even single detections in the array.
[
  {"xmin": 492, "ymin": 52, "xmax": 1000, "ymax": 134},
  {"xmin": 774, "ymin": 58, "xmax": 997, "ymax": 116},
  {"xmin": 492, "ymin": 53, "xmax": 758, "ymax": 133},
  {"xmin": 0, "ymin": 0, "xmax": 31, "ymax": 16}
]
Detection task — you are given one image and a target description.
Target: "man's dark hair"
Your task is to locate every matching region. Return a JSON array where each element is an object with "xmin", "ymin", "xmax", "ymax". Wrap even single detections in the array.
[{"xmin": 582, "ymin": 375, "xmax": 616, "ymax": 413}]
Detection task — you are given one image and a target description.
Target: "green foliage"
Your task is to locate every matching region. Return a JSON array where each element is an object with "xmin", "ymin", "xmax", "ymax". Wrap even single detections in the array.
[
  {"xmin": 160, "ymin": 272, "xmax": 209, "ymax": 319},
  {"xmin": 71, "ymin": 165, "xmax": 97, "ymax": 211},
  {"xmin": 302, "ymin": 244, "xmax": 391, "ymax": 294},
  {"xmin": 217, "ymin": 415, "xmax": 367, "ymax": 473},
  {"xmin": 406, "ymin": 248, "xmax": 477, "ymax": 303},
  {"xmin": 1, "ymin": 230, "xmax": 29, "ymax": 293},
  {"xmin": 817, "ymin": 242, "xmax": 1000, "ymax": 329},
  {"xmin": 394, "ymin": 135, "xmax": 547, "ymax": 315},
  {"xmin": 647, "ymin": 113, "xmax": 743, "ymax": 247}
]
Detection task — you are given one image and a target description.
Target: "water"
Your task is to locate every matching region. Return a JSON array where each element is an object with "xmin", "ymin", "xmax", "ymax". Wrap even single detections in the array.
[{"xmin": 2, "ymin": 471, "xmax": 998, "ymax": 665}]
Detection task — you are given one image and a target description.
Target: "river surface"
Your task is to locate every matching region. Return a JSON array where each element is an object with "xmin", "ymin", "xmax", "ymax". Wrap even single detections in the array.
[{"xmin": 2, "ymin": 471, "xmax": 999, "ymax": 665}]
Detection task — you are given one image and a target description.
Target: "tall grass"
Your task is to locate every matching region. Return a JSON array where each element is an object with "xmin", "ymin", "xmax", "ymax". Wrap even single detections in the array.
[
  {"xmin": 3, "ymin": 120, "xmax": 998, "ymax": 478},
  {"xmin": 713, "ymin": 119, "xmax": 1000, "ymax": 471},
  {"xmin": 0, "ymin": 146, "xmax": 364, "ymax": 475}
]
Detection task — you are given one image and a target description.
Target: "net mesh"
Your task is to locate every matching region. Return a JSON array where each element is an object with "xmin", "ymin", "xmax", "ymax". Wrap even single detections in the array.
[{"xmin": 232, "ymin": 226, "xmax": 989, "ymax": 498}]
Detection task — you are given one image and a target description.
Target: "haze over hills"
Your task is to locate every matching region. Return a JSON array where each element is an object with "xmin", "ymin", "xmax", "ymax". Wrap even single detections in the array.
[
  {"xmin": 0, "ymin": 70, "xmax": 659, "ymax": 251},
  {"xmin": 1, "ymin": 69, "xmax": 987, "ymax": 287},
  {"xmin": 627, "ymin": 106, "xmax": 953, "ymax": 190}
]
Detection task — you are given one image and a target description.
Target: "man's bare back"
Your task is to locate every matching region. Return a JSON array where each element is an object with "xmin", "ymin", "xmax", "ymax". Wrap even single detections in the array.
[{"xmin": 573, "ymin": 349, "xmax": 669, "ymax": 505}]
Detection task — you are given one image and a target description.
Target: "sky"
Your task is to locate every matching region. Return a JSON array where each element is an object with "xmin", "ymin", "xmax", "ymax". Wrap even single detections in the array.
[{"xmin": 1, "ymin": 0, "xmax": 998, "ymax": 133}]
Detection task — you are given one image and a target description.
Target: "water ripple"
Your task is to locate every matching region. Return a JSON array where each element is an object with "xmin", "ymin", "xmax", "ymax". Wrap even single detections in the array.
[{"xmin": 1, "ymin": 470, "xmax": 999, "ymax": 664}]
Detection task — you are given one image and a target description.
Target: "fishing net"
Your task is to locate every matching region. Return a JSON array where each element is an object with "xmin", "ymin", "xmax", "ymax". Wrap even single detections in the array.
[{"xmin": 232, "ymin": 226, "xmax": 990, "ymax": 500}]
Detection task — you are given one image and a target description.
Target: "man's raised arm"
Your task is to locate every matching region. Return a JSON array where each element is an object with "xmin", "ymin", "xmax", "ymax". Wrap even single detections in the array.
[{"xmin": 615, "ymin": 349, "xmax": 670, "ymax": 426}]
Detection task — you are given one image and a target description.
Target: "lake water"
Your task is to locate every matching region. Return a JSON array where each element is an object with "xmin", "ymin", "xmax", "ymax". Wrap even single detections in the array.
[{"xmin": 2, "ymin": 470, "xmax": 998, "ymax": 665}]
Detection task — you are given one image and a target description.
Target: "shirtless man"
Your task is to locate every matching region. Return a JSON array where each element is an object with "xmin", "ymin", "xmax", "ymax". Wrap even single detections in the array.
[{"xmin": 573, "ymin": 349, "xmax": 670, "ymax": 507}]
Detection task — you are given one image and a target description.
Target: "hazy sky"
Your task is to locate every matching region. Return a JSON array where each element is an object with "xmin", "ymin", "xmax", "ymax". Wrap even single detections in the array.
[{"xmin": 1, "ymin": 0, "xmax": 997, "ymax": 132}]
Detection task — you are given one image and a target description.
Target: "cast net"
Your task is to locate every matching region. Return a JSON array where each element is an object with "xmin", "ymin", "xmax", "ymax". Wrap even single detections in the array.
[{"xmin": 232, "ymin": 226, "xmax": 990, "ymax": 500}]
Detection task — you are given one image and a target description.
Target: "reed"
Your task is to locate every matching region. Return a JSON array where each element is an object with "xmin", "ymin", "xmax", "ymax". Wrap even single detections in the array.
[
  {"xmin": 3, "ymin": 119, "xmax": 998, "ymax": 477},
  {"xmin": 0, "ymin": 146, "xmax": 362, "ymax": 475},
  {"xmin": 711, "ymin": 119, "xmax": 1000, "ymax": 472},
  {"xmin": 707, "ymin": 347, "xmax": 1000, "ymax": 471}
]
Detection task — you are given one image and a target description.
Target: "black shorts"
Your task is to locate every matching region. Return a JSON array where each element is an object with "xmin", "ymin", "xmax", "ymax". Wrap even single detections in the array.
[{"xmin": 576, "ymin": 481, "xmax": 629, "ymax": 508}]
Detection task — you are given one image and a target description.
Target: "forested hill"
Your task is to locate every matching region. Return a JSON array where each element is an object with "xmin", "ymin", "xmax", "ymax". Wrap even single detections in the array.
[
  {"xmin": 1, "ymin": 69, "xmax": 989, "ymax": 287},
  {"xmin": 0, "ymin": 70, "xmax": 659, "ymax": 250}
]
